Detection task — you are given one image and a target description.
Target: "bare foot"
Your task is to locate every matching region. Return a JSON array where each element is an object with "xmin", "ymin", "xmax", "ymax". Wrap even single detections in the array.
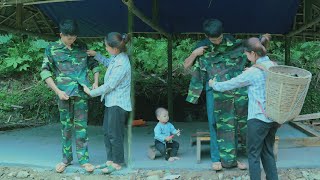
[
  {"xmin": 168, "ymin": 157, "xmax": 175, "ymax": 162},
  {"xmin": 111, "ymin": 163, "xmax": 122, "ymax": 170},
  {"xmin": 212, "ymin": 162, "xmax": 222, "ymax": 171}
]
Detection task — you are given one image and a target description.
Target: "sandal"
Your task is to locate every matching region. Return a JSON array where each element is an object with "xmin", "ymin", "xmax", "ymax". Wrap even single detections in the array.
[
  {"xmin": 55, "ymin": 162, "xmax": 71, "ymax": 173},
  {"xmin": 237, "ymin": 161, "xmax": 247, "ymax": 170},
  {"xmin": 96, "ymin": 161, "xmax": 113, "ymax": 169},
  {"xmin": 212, "ymin": 162, "xmax": 222, "ymax": 171},
  {"xmin": 101, "ymin": 165, "xmax": 116, "ymax": 174},
  {"xmin": 81, "ymin": 163, "xmax": 95, "ymax": 172}
]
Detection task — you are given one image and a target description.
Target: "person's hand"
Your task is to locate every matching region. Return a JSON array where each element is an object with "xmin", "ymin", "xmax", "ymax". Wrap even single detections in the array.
[
  {"xmin": 83, "ymin": 85, "xmax": 91, "ymax": 96},
  {"xmin": 92, "ymin": 82, "xmax": 98, "ymax": 89},
  {"xmin": 262, "ymin": 33, "xmax": 271, "ymax": 41},
  {"xmin": 165, "ymin": 136, "xmax": 173, "ymax": 142},
  {"xmin": 208, "ymin": 78, "xmax": 217, "ymax": 88},
  {"xmin": 57, "ymin": 90, "xmax": 69, "ymax": 100},
  {"xmin": 176, "ymin": 129, "xmax": 181, "ymax": 136},
  {"xmin": 86, "ymin": 50, "xmax": 97, "ymax": 57},
  {"xmin": 192, "ymin": 46, "xmax": 208, "ymax": 56}
]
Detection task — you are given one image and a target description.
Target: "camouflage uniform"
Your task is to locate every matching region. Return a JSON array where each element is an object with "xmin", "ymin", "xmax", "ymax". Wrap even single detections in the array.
[
  {"xmin": 186, "ymin": 37, "xmax": 248, "ymax": 167},
  {"xmin": 40, "ymin": 40, "xmax": 99, "ymax": 165}
]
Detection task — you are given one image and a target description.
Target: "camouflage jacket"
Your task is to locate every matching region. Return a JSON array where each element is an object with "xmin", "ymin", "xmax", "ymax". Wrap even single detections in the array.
[
  {"xmin": 186, "ymin": 37, "xmax": 248, "ymax": 104},
  {"xmin": 40, "ymin": 39, "xmax": 100, "ymax": 97}
]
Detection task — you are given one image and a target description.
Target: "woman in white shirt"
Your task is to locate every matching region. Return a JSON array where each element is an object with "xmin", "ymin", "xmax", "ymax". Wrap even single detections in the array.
[{"xmin": 209, "ymin": 35, "xmax": 280, "ymax": 180}]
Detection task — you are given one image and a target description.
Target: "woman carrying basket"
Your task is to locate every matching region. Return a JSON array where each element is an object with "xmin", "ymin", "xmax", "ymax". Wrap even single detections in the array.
[{"xmin": 209, "ymin": 35, "xmax": 280, "ymax": 180}]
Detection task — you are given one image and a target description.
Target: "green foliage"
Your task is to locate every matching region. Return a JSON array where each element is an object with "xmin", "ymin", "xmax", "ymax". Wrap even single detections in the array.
[
  {"xmin": 0, "ymin": 76, "xmax": 57, "ymax": 124},
  {"xmin": 0, "ymin": 34, "xmax": 49, "ymax": 77}
]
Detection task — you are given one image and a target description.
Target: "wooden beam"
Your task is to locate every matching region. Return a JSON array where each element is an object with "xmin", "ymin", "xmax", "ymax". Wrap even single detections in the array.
[
  {"xmin": 279, "ymin": 137, "xmax": 320, "ymax": 148},
  {"xmin": 293, "ymin": 113, "xmax": 320, "ymax": 121},
  {"xmin": 288, "ymin": 15, "xmax": 320, "ymax": 37},
  {"xmin": 0, "ymin": 24, "xmax": 55, "ymax": 40},
  {"xmin": 38, "ymin": 10, "xmax": 55, "ymax": 34},
  {"xmin": 23, "ymin": 12, "xmax": 39, "ymax": 23},
  {"xmin": 2, "ymin": 0, "xmax": 79, "ymax": 6},
  {"xmin": 0, "ymin": 12, "xmax": 16, "ymax": 24},
  {"xmin": 289, "ymin": 121, "xmax": 320, "ymax": 137},
  {"xmin": 122, "ymin": 0, "xmax": 171, "ymax": 38}
]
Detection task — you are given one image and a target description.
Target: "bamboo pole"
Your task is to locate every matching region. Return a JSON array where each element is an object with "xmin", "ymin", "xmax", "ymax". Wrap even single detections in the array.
[
  {"xmin": 288, "ymin": 15, "xmax": 320, "ymax": 37},
  {"xmin": 122, "ymin": 0, "xmax": 171, "ymax": 38},
  {"xmin": 167, "ymin": 37, "xmax": 173, "ymax": 118},
  {"xmin": 127, "ymin": 0, "xmax": 134, "ymax": 169}
]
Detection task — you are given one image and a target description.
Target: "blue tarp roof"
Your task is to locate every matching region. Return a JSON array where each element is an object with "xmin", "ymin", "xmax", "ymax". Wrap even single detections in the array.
[{"xmin": 37, "ymin": 0, "xmax": 300, "ymax": 37}]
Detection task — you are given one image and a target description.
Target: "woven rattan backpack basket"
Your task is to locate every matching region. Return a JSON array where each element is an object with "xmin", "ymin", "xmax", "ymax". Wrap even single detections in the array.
[{"xmin": 261, "ymin": 65, "xmax": 312, "ymax": 124}]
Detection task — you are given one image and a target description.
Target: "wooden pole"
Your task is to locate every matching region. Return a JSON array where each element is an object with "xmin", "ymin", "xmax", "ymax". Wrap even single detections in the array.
[
  {"xmin": 0, "ymin": 24, "xmax": 55, "ymax": 40},
  {"xmin": 284, "ymin": 35, "xmax": 291, "ymax": 65},
  {"xmin": 152, "ymin": 0, "xmax": 159, "ymax": 25},
  {"xmin": 16, "ymin": 3, "xmax": 23, "ymax": 29},
  {"xmin": 127, "ymin": 0, "xmax": 134, "ymax": 169},
  {"xmin": 122, "ymin": 0, "xmax": 171, "ymax": 38},
  {"xmin": 167, "ymin": 37, "xmax": 173, "ymax": 118}
]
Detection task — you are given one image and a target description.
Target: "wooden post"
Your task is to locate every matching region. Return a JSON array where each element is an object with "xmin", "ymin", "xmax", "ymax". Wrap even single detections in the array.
[
  {"xmin": 127, "ymin": 0, "xmax": 134, "ymax": 169},
  {"xmin": 284, "ymin": 35, "xmax": 291, "ymax": 65},
  {"xmin": 152, "ymin": 0, "xmax": 159, "ymax": 25},
  {"xmin": 288, "ymin": 15, "xmax": 320, "ymax": 37},
  {"xmin": 167, "ymin": 37, "xmax": 173, "ymax": 119},
  {"xmin": 122, "ymin": 0, "xmax": 171, "ymax": 38},
  {"xmin": 16, "ymin": 3, "xmax": 23, "ymax": 29}
]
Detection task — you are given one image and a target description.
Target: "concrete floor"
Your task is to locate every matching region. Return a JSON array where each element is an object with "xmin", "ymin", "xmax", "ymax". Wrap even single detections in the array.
[{"xmin": 0, "ymin": 122, "xmax": 319, "ymax": 174}]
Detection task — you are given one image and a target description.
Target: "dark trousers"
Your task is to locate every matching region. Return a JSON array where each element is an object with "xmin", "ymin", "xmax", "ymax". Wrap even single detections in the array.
[
  {"xmin": 247, "ymin": 119, "xmax": 279, "ymax": 180},
  {"xmin": 103, "ymin": 106, "xmax": 128, "ymax": 164},
  {"xmin": 155, "ymin": 140, "xmax": 179, "ymax": 160}
]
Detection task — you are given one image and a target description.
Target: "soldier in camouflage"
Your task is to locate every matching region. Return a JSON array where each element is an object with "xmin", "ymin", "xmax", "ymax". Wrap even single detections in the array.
[
  {"xmin": 40, "ymin": 19, "xmax": 99, "ymax": 173},
  {"xmin": 185, "ymin": 19, "xmax": 248, "ymax": 170}
]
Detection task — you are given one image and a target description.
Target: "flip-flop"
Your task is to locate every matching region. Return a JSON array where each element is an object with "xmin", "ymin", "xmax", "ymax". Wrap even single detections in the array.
[
  {"xmin": 81, "ymin": 163, "xmax": 95, "ymax": 172},
  {"xmin": 55, "ymin": 162, "xmax": 71, "ymax": 173},
  {"xmin": 96, "ymin": 161, "xmax": 113, "ymax": 169},
  {"xmin": 101, "ymin": 165, "xmax": 117, "ymax": 174}
]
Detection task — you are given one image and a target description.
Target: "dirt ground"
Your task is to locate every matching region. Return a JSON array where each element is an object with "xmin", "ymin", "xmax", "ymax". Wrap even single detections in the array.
[{"xmin": 1, "ymin": 166, "xmax": 320, "ymax": 180}]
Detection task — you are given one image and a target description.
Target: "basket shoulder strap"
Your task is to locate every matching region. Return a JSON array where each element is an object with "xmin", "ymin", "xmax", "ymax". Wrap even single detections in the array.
[{"xmin": 253, "ymin": 64, "xmax": 267, "ymax": 71}]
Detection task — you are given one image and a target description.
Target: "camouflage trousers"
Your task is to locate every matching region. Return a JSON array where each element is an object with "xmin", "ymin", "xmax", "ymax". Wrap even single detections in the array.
[
  {"xmin": 57, "ymin": 96, "xmax": 89, "ymax": 165},
  {"xmin": 214, "ymin": 91, "xmax": 248, "ymax": 168}
]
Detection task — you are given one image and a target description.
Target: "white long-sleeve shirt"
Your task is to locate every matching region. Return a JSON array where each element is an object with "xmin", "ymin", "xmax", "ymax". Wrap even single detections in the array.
[{"xmin": 90, "ymin": 52, "xmax": 132, "ymax": 111}]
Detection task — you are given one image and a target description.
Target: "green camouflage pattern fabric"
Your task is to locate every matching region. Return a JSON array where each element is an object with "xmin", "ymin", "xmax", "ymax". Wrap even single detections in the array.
[
  {"xmin": 40, "ymin": 39, "xmax": 100, "ymax": 97},
  {"xmin": 58, "ymin": 95, "xmax": 89, "ymax": 165},
  {"xmin": 186, "ymin": 37, "xmax": 248, "ymax": 167},
  {"xmin": 40, "ymin": 39, "xmax": 99, "ymax": 165}
]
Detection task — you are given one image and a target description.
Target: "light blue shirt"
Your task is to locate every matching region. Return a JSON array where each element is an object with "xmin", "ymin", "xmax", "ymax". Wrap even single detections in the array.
[
  {"xmin": 90, "ymin": 52, "xmax": 132, "ymax": 111},
  {"xmin": 154, "ymin": 122, "xmax": 178, "ymax": 144},
  {"xmin": 211, "ymin": 56, "xmax": 275, "ymax": 123}
]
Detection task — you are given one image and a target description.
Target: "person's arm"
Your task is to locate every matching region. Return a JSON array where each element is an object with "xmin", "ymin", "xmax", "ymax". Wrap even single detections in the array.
[
  {"xmin": 209, "ymin": 68, "xmax": 255, "ymax": 92},
  {"xmin": 92, "ymin": 72, "xmax": 99, "ymax": 89},
  {"xmin": 169, "ymin": 123, "xmax": 178, "ymax": 135},
  {"xmin": 183, "ymin": 46, "xmax": 207, "ymax": 69},
  {"xmin": 40, "ymin": 47, "xmax": 69, "ymax": 100},
  {"xmin": 89, "ymin": 58, "xmax": 128, "ymax": 97},
  {"xmin": 45, "ymin": 77, "xmax": 69, "ymax": 100},
  {"xmin": 87, "ymin": 50, "xmax": 112, "ymax": 67}
]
